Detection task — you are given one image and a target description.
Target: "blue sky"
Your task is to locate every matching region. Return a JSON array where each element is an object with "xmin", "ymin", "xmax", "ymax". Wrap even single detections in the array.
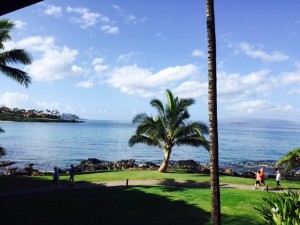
[{"xmin": 1, "ymin": 0, "xmax": 300, "ymax": 122}]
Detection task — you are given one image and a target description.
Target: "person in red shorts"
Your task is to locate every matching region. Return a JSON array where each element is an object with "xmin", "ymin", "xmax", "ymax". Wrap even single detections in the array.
[
  {"xmin": 253, "ymin": 170, "xmax": 262, "ymax": 189},
  {"xmin": 259, "ymin": 168, "xmax": 265, "ymax": 190}
]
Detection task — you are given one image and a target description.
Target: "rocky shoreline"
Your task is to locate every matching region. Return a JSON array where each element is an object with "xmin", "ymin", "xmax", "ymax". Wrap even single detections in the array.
[{"xmin": 0, "ymin": 158, "xmax": 299, "ymax": 181}]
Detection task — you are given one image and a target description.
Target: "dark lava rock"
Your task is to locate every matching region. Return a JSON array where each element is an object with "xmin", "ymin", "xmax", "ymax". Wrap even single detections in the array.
[
  {"xmin": 221, "ymin": 168, "xmax": 240, "ymax": 177},
  {"xmin": 176, "ymin": 160, "xmax": 201, "ymax": 172},
  {"xmin": 137, "ymin": 161, "xmax": 159, "ymax": 169},
  {"xmin": 0, "ymin": 161, "xmax": 16, "ymax": 167},
  {"xmin": 240, "ymin": 170, "xmax": 255, "ymax": 178},
  {"xmin": 75, "ymin": 158, "xmax": 137, "ymax": 172}
]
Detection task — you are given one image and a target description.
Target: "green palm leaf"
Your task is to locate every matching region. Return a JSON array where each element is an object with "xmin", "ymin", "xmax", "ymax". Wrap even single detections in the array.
[{"xmin": 0, "ymin": 19, "xmax": 32, "ymax": 87}]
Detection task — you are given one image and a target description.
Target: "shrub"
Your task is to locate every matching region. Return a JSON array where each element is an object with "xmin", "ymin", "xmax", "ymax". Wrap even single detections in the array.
[{"xmin": 255, "ymin": 189, "xmax": 300, "ymax": 225}]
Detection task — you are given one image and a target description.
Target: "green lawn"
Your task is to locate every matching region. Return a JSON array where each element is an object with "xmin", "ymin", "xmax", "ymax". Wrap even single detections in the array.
[{"xmin": 0, "ymin": 170, "xmax": 299, "ymax": 225}]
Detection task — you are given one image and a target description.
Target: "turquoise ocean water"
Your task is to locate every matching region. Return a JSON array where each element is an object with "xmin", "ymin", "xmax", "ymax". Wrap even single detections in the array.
[{"xmin": 0, "ymin": 120, "xmax": 299, "ymax": 171}]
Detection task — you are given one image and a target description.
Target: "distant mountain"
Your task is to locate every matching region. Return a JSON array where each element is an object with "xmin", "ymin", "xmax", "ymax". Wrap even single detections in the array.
[{"xmin": 219, "ymin": 118, "xmax": 300, "ymax": 126}]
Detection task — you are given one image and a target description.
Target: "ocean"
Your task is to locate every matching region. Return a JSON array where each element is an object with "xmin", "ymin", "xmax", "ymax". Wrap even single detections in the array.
[{"xmin": 0, "ymin": 120, "xmax": 299, "ymax": 171}]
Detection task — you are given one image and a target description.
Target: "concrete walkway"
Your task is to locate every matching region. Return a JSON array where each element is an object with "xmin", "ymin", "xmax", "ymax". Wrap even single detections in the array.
[{"xmin": 0, "ymin": 179, "xmax": 285, "ymax": 198}]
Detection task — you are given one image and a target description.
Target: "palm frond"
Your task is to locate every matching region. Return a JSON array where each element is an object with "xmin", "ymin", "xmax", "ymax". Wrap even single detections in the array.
[
  {"xmin": 132, "ymin": 113, "xmax": 150, "ymax": 124},
  {"xmin": 0, "ymin": 20, "xmax": 14, "ymax": 49},
  {"xmin": 176, "ymin": 135, "xmax": 209, "ymax": 149},
  {"xmin": 173, "ymin": 122, "xmax": 209, "ymax": 150},
  {"xmin": 0, "ymin": 49, "xmax": 32, "ymax": 65},
  {"xmin": 150, "ymin": 99, "xmax": 164, "ymax": 115},
  {"xmin": 166, "ymin": 89, "xmax": 175, "ymax": 113},
  {"xmin": 0, "ymin": 65, "xmax": 31, "ymax": 88},
  {"xmin": 128, "ymin": 135, "xmax": 162, "ymax": 148}
]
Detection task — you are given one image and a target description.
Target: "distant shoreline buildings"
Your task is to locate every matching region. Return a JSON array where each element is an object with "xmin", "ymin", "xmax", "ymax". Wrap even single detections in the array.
[{"xmin": 0, "ymin": 106, "xmax": 80, "ymax": 122}]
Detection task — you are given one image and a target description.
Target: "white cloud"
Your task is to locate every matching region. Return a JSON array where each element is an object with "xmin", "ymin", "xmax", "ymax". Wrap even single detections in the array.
[
  {"xmin": 155, "ymin": 32, "xmax": 167, "ymax": 40},
  {"xmin": 7, "ymin": 36, "xmax": 81, "ymax": 81},
  {"xmin": 227, "ymin": 100, "xmax": 294, "ymax": 114},
  {"xmin": 66, "ymin": 7, "xmax": 101, "ymax": 28},
  {"xmin": 192, "ymin": 49, "xmax": 206, "ymax": 58},
  {"xmin": 75, "ymin": 80, "xmax": 94, "ymax": 88},
  {"xmin": 279, "ymin": 67, "xmax": 300, "ymax": 84},
  {"xmin": 66, "ymin": 6, "xmax": 118, "ymax": 33},
  {"xmin": 44, "ymin": 5, "xmax": 62, "ymax": 17},
  {"xmin": 112, "ymin": 5, "xmax": 123, "ymax": 13},
  {"xmin": 92, "ymin": 58, "xmax": 109, "ymax": 74},
  {"xmin": 173, "ymin": 81, "xmax": 208, "ymax": 98},
  {"xmin": 125, "ymin": 14, "xmax": 136, "ymax": 23},
  {"xmin": 117, "ymin": 52, "xmax": 139, "ymax": 63},
  {"xmin": 94, "ymin": 65, "xmax": 109, "ymax": 73},
  {"xmin": 113, "ymin": 4, "xmax": 146, "ymax": 24},
  {"xmin": 25, "ymin": 46, "xmax": 79, "ymax": 81},
  {"xmin": 217, "ymin": 69, "xmax": 274, "ymax": 101},
  {"xmin": 101, "ymin": 25, "xmax": 119, "ymax": 34},
  {"xmin": 238, "ymin": 42, "xmax": 289, "ymax": 62},
  {"xmin": 71, "ymin": 65, "xmax": 84, "ymax": 74},
  {"xmin": 92, "ymin": 58, "xmax": 105, "ymax": 65},
  {"xmin": 288, "ymin": 88, "xmax": 300, "ymax": 95},
  {"xmin": 13, "ymin": 20, "xmax": 27, "ymax": 29},
  {"xmin": 9, "ymin": 36, "xmax": 55, "ymax": 52},
  {"xmin": 0, "ymin": 92, "xmax": 30, "ymax": 109},
  {"xmin": 36, "ymin": 101, "xmax": 74, "ymax": 114},
  {"xmin": 0, "ymin": 93, "xmax": 75, "ymax": 114},
  {"xmin": 106, "ymin": 64, "xmax": 199, "ymax": 97}
]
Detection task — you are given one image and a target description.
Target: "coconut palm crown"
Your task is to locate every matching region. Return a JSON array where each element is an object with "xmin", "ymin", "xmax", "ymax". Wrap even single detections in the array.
[
  {"xmin": 129, "ymin": 89, "xmax": 209, "ymax": 172},
  {"xmin": 0, "ymin": 19, "xmax": 32, "ymax": 88}
]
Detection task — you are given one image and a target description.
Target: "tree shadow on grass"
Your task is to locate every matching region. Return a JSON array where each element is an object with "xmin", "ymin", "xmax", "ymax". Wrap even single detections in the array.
[
  {"xmin": 0, "ymin": 185, "xmax": 211, "ymax": 225},
  {"xmin": 0, "ymin": 176, "xmax": 264, "ymax": 225},
  {"xmin": 160, "ymin": 179, "xmax": 210, "ymax": 188}
]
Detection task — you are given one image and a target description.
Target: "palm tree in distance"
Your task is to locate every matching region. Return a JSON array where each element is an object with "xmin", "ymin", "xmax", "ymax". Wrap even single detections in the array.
[
  {"xmin": 129, "ymin": 89, "xmax": 209, "ymax": 173},
  {"xmin": 0, "ymin": 19, "xmax": 32, "ymax": 87}
]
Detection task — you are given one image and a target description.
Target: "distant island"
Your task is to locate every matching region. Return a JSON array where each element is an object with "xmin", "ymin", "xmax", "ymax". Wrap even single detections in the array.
[
  {"xmin": 220, "ymin": 117, "xmax": 300, "ymax": 126},
  {"xmin": 0, "ymin": 106, "xmax": 82, "ymax": 123}
]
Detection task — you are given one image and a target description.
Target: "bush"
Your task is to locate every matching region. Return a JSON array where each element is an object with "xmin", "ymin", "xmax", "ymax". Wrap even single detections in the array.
[
  {"xmin": 255, "ymin": 189, "xmax": 300, "ymax": 225},
  {"xmin": 276, "ymin": 148, "xmax": 300, "ymax": 176}
]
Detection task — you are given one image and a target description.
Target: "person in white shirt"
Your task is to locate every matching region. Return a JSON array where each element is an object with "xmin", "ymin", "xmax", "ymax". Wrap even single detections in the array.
[{"xmin": 276, "ymin": 170, "xmax": 281, "ymax": 187}]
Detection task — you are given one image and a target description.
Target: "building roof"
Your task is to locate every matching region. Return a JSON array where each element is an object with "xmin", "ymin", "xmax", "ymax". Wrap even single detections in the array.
[{"xmin": 0, "ymin": 0, "xmax": 43, "ymax": 16}]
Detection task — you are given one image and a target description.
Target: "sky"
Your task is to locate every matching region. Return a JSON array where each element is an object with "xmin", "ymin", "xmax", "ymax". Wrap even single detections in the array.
[{"xmin": 1, "ymin": 0, "xmax": 300, "ymax": 122}]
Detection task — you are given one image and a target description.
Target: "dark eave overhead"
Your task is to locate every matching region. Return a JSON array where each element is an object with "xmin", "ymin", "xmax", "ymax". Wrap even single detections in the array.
[{"xmin": 0, "ymin": 0, "xmax": 43, "ymax": 16}]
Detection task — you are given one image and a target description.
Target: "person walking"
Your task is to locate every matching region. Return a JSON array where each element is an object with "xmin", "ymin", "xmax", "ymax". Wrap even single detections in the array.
[
  {"xmin": 276, "ymin": 170, "xmax": 281, "ymax": 188},
  {"xmin": 52, "ymin": 166, "xmax": 60, "ymax": 187},
  {"xmin": 253, "ymin": 171, "xmax": 262, "ymax": 190},
  {"xmin": 259, "ymin": 168, "xmax": 265, "ymax": 190},
  {"xmin": 69, "ymin": 164, "xmax": 75, "ymax": 185}
]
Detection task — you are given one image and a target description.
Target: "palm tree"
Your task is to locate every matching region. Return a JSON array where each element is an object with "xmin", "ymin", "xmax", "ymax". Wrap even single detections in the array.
[
  {"xmin": 206, "ymin": 0, "xmax": 221, "ymax": 224},
  {"xmin": 0, "ymin": 19, "xmax": 32, "ymax": 87},
  {"xmin": 129, "ymin": 89, "xmax": 209, "ymax": 173},
  {"xmin": 0, "ymin": 19, "xmax": 32, "ymax": 133}
]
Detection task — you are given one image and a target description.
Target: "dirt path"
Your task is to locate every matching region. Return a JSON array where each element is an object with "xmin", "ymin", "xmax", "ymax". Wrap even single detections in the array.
[{"xmin": 0, "ymin": 179, "xmax": 285, "ymax": 198}]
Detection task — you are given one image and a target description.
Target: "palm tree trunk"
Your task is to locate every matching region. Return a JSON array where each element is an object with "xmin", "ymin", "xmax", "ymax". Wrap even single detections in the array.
[
  {"xmin": 158, "ymin": 149, "xmax": 171, "ymax": 173},
  {"xmin": 206, "ymin": 0, "xmax": 221, "ymax": 224}
]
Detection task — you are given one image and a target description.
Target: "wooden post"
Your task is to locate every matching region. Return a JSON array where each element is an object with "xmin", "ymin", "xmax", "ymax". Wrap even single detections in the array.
[{"xmin": 126, "ymin": 179, "xmax": 128, "ymax": 187}]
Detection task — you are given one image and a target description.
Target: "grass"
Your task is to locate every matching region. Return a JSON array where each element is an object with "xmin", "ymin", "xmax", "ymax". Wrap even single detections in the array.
[
  {"xmin": 1, "ymin": 169, "xmax": 299, "ymax": 191},
  {"xmin": 1, "ymin": 170, "xmax": 299, "ymax": 225}
]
